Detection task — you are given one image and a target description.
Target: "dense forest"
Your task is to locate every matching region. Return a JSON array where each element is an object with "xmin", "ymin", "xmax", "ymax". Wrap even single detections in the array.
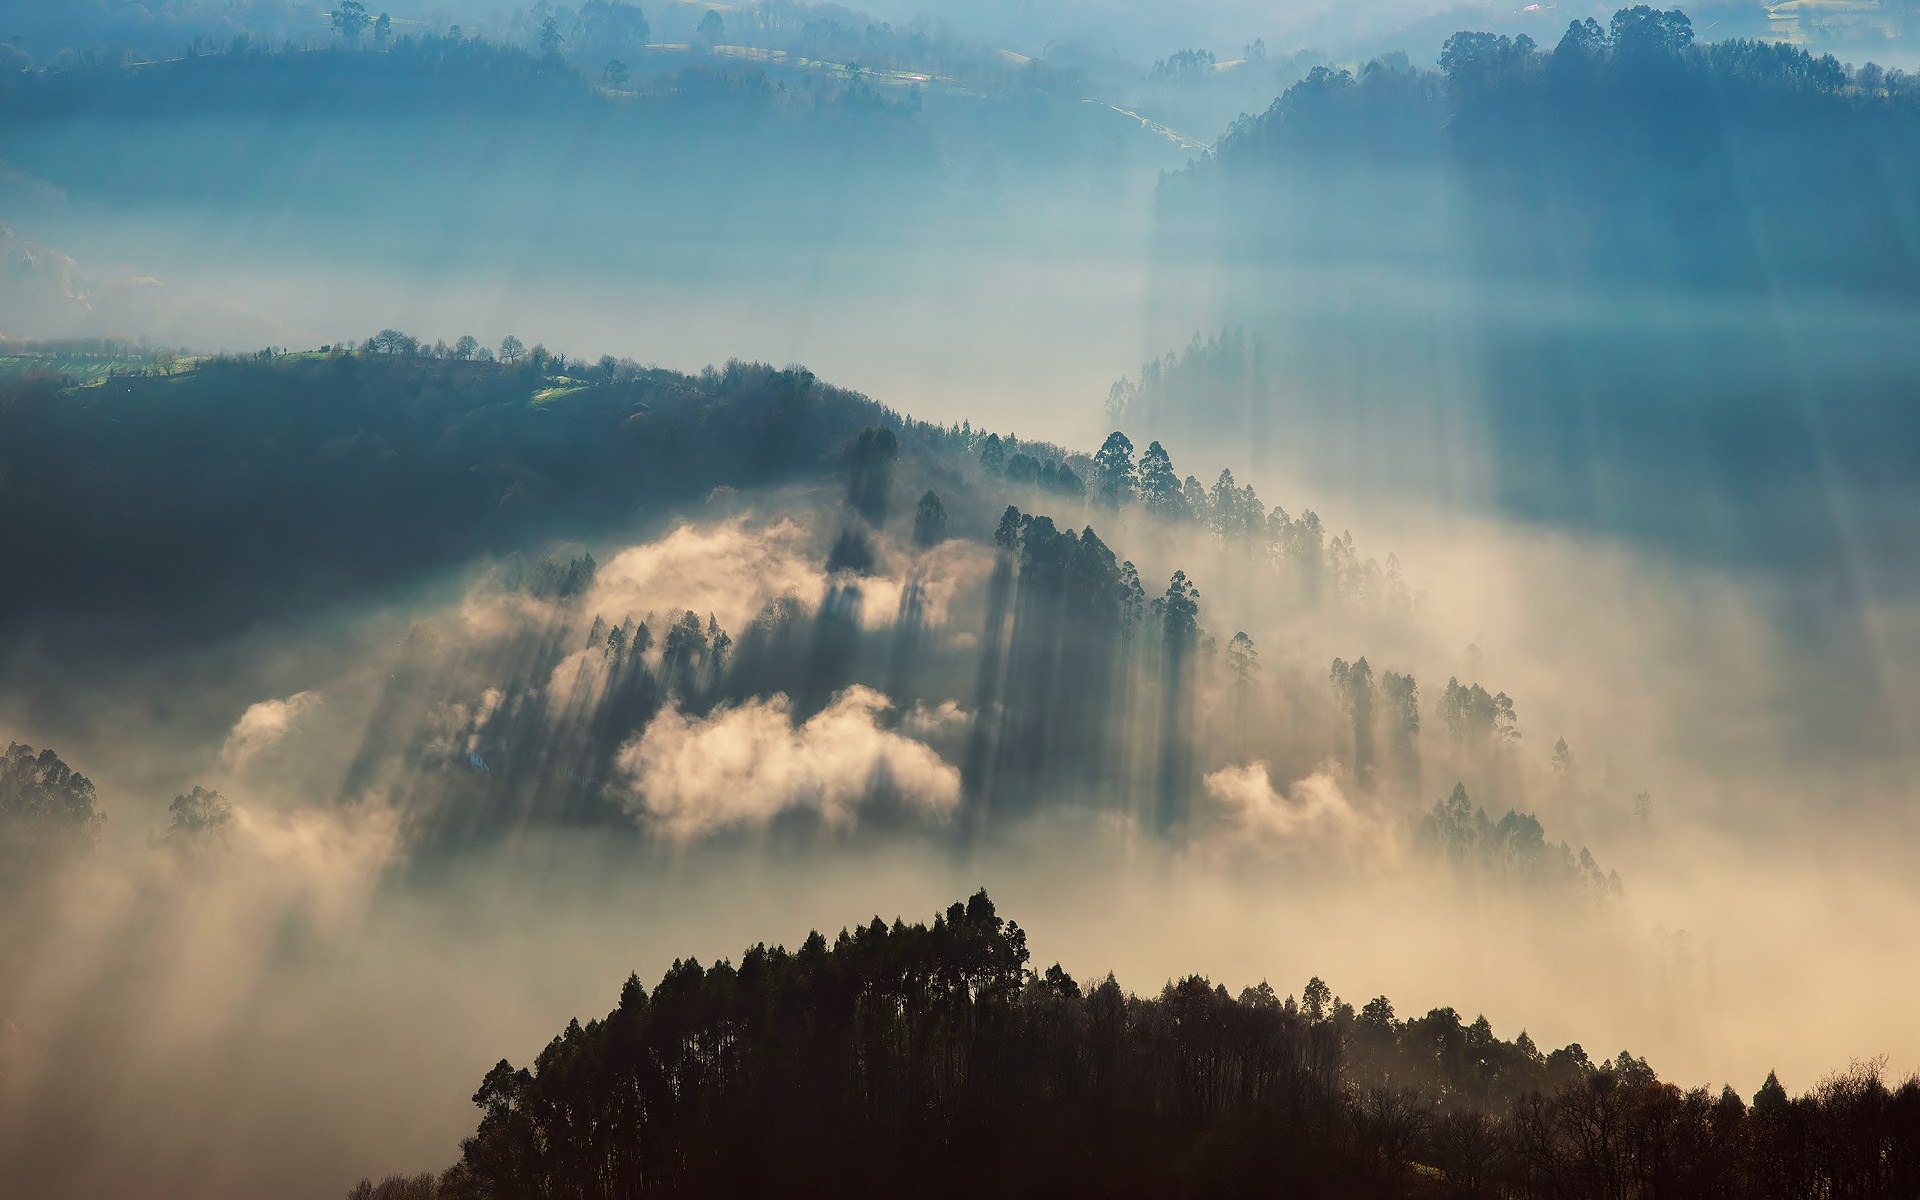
[
  {"xmin": 0, "ymin": 346, "xmax": 893, "ymax": 642},
  {"xmin": 344, "ymin": 891, "xmax": 1920, "ymax": 1199},
  {"xmin": 1, "ymin": 340, "xmax": 1620, "ymax": 877}
]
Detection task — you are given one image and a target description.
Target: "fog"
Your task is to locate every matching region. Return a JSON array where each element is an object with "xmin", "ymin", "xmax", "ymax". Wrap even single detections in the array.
[
  {"xmin": 4, "ymin": 2, "xmax": 1920, "ymax": 1195},
  {"xmin": 5, "ymin": 468, "xmax": 1918, "ymax": 1193}
]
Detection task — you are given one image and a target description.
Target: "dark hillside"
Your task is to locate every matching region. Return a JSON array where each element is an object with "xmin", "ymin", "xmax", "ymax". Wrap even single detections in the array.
[{"xmin": 0, "ymin": 350, "xmax": 895, "ymax": 643}]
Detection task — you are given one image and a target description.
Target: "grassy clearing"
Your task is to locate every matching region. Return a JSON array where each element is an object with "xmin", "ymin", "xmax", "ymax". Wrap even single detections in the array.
[{"xmin": 0, "ymin": 349, "xmax": 203, "ymax": 384}]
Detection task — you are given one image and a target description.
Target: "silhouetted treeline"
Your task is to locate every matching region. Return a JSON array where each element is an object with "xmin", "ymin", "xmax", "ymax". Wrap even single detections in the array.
[
  {"xmin": 0, "ymin": 349, "xmax": 897, "ymax": 645},
  {"xmin": 1168, "ymin": 7, "xmax": 1920, "ymax": 296},
  {"xmin": 353, "ymin": 892, "xmax": 1920, "ymax": 1199}
]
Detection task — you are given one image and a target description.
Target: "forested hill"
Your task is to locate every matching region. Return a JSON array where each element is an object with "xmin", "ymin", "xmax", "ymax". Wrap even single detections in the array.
[
  {"xmin": 354, "ymin": 891, "xmax": 1920, "ymax": 1200},
  {"xmin": 0, "ymin": 346, "xmax": 901, "ymax": 644},
  {"xmin": 1160, "ymin": 6, "xmax": 1920, "ymax": 297}
]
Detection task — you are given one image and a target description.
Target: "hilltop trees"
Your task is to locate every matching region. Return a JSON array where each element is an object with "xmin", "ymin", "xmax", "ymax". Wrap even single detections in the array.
[
  {"xmin": 1438, "ymin": 30, "xmax": 1537, "ymax": 98},
  {"xmin": 1608, "ymin": 5, "xmax": 1695, "ymax": 63},
  {"xmin": 1036, "ymin": 423, "xmax": 1411, "ymax": 613},
  {"xmin": 368, "ymin": 892, "xmax": 1920, "ymax": 1199},
  {"xmin": 0, "ymin": 348, "xmax": 898, "ymax": 645}
]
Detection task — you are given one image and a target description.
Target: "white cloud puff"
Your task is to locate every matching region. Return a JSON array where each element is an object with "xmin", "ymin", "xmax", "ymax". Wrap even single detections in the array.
[
  {"xmin": 588, "ymin": 517, "xmax": 826, "ymax": 634},
  {"xmin": 221, "ymin": 691, "xmax": 323, "ymax": 768},
  {"xmin": 618, "ymin": 686, "xmax": 961, "ymax": 841},
  {"xmin": 1201, "ymin": 763, "xmax": 1399, "ymax": 864},
  {"xmin": 904, "ymin": 700, "xmax": 970, "ymax": 738},
  {"xmin": 584, "ymin": 517, "xmax": 991, "ymax": 637}
]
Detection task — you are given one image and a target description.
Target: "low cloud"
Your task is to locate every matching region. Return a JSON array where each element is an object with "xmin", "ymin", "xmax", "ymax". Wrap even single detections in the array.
[
  {"xmin": 0, "ymin": 219, "xmax": 90, "ymax": 328},
  {"xmin": 588, "ymin": 517, "xmax": 826, "ymax": 634},
  {"xmin": 1200, "ymin": 763, "xmax": 1400, "ymax": 864},
  {"xmin": 221, "ymin": 799, "xmax": 405, "ymax": 934},
  {"xmin": 618, "ymin": 686, "xmax": 962, "ymax": 841},
  {"xmin": 421, "ymin": 687, "xmax": 505, "ymax": 763},
  {"xmin": 582, "ymin": 517, "xmax": 990, "ymax": 637},
  {"xmin": 220, "ymin": 690, "xmax": 322, "ymax": 768}
]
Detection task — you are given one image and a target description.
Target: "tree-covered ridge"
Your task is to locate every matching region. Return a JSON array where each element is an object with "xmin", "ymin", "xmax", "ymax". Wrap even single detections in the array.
[
  {"xmin": 0, "ymin": 346, "xmax": 902, "ymax": 643},
  {"xmin": 0, "ymin": 332, "xmax": 1417, "ymax": 645},
  {"xmin": 351, "ymin": 892, "xmax": 1920, "ymax": 1199},
  {"xmin": 1167, "ymin": 6, "xmax": 1920, "ymax": 295}
]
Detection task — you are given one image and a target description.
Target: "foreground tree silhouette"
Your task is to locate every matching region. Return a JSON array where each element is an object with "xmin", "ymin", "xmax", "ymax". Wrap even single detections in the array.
[{"xmin": 367, "ymin": 892, "xmax": 1920, "ymax": 1200}]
